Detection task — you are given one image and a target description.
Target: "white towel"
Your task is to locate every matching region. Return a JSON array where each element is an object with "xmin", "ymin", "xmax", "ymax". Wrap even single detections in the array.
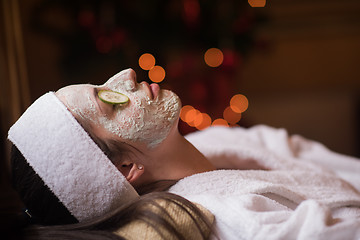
[
  {"xmin": 8, "ymin": 92, "xmax": 139, "ymax": 221},
  {"xmin": 185, "ymin": 125, "xmax": 360, "ymax": 191},
  {"xmin": 170, "ymin": 170, "xmax": 360, "ymax": 240},
  {"xmin": 168, "ymin": 125, "xmax": 360, "ymax": 240}
]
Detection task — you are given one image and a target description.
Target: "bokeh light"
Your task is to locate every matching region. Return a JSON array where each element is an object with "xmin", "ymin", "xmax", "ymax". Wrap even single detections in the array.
[
  {"xmin": 181, "ymin": 103, "xmax": 245, "ymax": 130},
  {"xmin": 223, "ymin": 106, "xmax": 242, "ymax": 124},
  {"xmin": 230, "ymin": 94, "xmax": 249, "ymax": 113},
  {"xmin": 148, "ymin": 65, "xmax": 166, "ymax": 83},
  {"xmin": 139, "ymin": 53, "xmax": 156, "ymax": 70},
  {"xmin": 204, "ymin": 48, "xmax": 224, "ymax": 67},
  {"xmin": 184, "ymin": 108, "xmax": 197, "ymax": 123},
  {"xmin": 193, "ymin": 112, "xmax": 204, "ymax": 127},
  {"xmin": 180, "ymin": 105, "xmax": 195, "ymax": 122},
  {"xmin": 180, "ymin": 105, "xmax": 212, "ymax": 130},
  {"xmin": 186, "ymin": 109, "xmax": 201, "ymax": 127},
  {"xmin": 248, "ymin": 0, "xmax": 266, "ymax": 7},
  {"xmin": 212, "ymin": 118, "xmax": 229, "ymax": 127},
  {"xmin": 195, "ymin": 113, "xmax": 212, "ymax": 130}
]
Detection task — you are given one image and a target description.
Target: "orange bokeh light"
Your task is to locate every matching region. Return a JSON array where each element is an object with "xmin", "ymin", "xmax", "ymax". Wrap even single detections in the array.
[
  {"xmin": 248, "ymin": 0, "xmax": 266, "ymax": 7},
  {"xmin": 212, "ymin": 118, "xmax": 229, "ymax": 127},
  {"xmin": 180, "ymin": 105, "xmax": 195, "ymax": 122},
  {"xmin": 186, "ymin": 109, "xmax": 202, "ymax": 127},
  {"xmin": 185, "ymin": 108, "xmax": 197, "ymax": 122},
  {"xmin": 193, "ymin": 112, "xmax": 204, "ymax": 127},
  {"xmin": 181, "ymin": 106, "xmax": 211, "ymax": 130},
  {"xmin": 139, "ymin": 53, "xmax": 156, "ymax": 70},
  {"xmin": 230, "ymin": 94, "xmax": 249, "ymax": 113},
  {"xmin": 148, "ymin": 65, "xmax": 166, "ymax": 83},
  {"xmin": 195, "ymin": 113, "xmax": 212, "ymax": 130},
  {"xmin": 204, "ymin": 48, "xmax": 224, "ymax": 67},
  {"xmin": 186, "ymin": 109, "xmax": 201, "ymax": 127},
  {"xmin": 223, "ymin": 106, "xmax": 242, "ymax": 124}
]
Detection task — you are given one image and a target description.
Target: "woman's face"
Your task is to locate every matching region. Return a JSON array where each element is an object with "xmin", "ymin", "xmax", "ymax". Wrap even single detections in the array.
[{"xmin": 56, "ymin": 69, "xmax": 181, "ymax": 151}]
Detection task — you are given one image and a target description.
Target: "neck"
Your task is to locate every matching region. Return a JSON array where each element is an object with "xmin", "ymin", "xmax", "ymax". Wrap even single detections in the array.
[{"xmin": 148, "ymin": 130, "xmax": 216, "ymax": 183}]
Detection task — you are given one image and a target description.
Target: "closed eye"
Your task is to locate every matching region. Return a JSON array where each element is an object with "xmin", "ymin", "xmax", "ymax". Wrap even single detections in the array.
[{"xmin": 93, "ymin": 88, "xmax": 115, "ymax": 116}]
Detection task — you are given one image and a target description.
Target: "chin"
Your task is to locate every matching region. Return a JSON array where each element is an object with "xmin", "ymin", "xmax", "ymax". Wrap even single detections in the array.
[{"xmin": 164, "ymin": 89, "xmax": 182, "ymax": 120}]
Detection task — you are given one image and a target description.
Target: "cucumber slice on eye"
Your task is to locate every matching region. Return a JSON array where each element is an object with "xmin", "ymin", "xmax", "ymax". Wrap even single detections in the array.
[{"xmin": 98, "ymin": 90, "xmax": 129, "ymax": 104}]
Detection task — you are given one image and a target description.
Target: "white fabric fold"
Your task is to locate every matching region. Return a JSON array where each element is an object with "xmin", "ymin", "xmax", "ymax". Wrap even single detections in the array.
[
  {"xmin": 170, "ymin": 169, "xmax": 360, "ymax": 240},
  {"xmin": 185, "ymin": 125, "xmax": 360, "ymax": 191},
  {"xmin": 8, "ymin": 92, "xmax": 139, "ymax": 221},
  {"xmin": 169, "ymin": 125, "xmax": 360, "ymax": 240}
]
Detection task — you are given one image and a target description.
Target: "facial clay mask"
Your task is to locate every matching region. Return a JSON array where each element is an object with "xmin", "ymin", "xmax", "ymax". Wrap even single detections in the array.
[{"xmin": 57, "ymin": 69, "xmax": 181, "ymax": 149}]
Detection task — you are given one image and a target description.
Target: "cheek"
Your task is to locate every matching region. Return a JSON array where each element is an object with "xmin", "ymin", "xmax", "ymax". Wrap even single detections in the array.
[
  {"xmin": 113, "ymin": 97, "xmax": 152, "ymax": 140},
  {"xmin": 128, "ymin": 91, "xmax": 180, "ymax": 148},
  {"xmin": 97, "ymin": 95, "xmax": 149, "ymax": 141},
  {"xmin": 99, "ymin": 90, "xmax": 180, "ymax": 148}
]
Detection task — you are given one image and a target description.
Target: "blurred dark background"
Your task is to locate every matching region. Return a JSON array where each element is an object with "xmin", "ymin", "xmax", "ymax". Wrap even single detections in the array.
[{"xmin": 1, "ymin": 0, "xmax": 360, "ymax": 233}]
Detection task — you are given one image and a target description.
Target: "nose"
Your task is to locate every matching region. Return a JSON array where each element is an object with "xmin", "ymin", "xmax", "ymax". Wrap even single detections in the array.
[
  {"xmin": 105, "ymin": 68, "xmax": 137, "ymax": 91},
  {"xmin": 120, "ymin": 68, "xmax": 136, "ymax": 80}
]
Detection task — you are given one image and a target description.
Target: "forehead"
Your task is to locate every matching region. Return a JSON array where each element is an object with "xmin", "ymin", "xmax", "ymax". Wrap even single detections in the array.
[
  {"xmin": 57, "ymin": 84, "xmax": 92, "ymax": 96},
  {"xmin": 56, "ymin": 84, "xmax": 95, "ymax": 108},
  {"xmin": 56, "ymin": 84, "xmax": 99, "ymax": 122}
]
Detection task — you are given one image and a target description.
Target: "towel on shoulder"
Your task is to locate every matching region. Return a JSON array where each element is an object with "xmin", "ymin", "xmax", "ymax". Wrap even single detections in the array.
[
  {"xmin": 185, "ymin": 125, "xmax": 360, "ymax": 191},
  {"xmin": 169, "ymin": 125, "xmax": 360, "ymax": 240}
]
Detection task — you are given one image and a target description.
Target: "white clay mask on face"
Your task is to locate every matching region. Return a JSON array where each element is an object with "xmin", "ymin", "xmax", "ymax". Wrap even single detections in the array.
[
  {"xmin": 57, "ymin": 69, "xmax": 181, "ymax": 149},
  {"xmin": 99, "ymin": 70, "xmax": 181, "ymax": 148}
]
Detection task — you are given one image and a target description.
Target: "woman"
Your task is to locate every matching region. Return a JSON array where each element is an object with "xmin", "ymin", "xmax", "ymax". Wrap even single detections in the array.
[
  {"xmin": 8, "ymin": 68, "xmax": 215, "ymax": 239},
  {"xmin": 54, "ymin": 68, "xmax": 216, "ymax": 188},
  {"xmin": 9, "ymin": 69, "xmax": 360, "ymax": 239},
  {"xmin": 9, "ymin": 68, "xmax": 215, "ymax": 219}
]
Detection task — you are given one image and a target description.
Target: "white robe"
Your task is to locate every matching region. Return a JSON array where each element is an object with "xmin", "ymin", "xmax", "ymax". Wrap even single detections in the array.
[{"xmin": 169, "ymin": 125, "xmax": 360, "ymax": 240}]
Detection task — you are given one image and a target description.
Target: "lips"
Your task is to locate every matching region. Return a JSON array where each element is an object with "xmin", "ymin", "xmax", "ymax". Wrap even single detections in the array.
[
  {"xmin": 140, "ymin": 81, "xmax": 159, "ymax": 100},
  {"xmin": 150, "ymin": 83, "xmax": 160, "ymax": 99}
]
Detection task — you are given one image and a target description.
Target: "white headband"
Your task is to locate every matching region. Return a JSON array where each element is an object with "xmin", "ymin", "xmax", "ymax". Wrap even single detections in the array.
[{"xmin": 8, "ymin": 92, "xmax": 139, "ymax": 222}]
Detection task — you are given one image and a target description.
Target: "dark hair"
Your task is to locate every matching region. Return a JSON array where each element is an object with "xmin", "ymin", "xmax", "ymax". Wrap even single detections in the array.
[
  {"xmin": 10, "ymin": 144, "xmax": 177, "ymax": 224},
  {"xmin": 21, "ymin": 192, "xmax": 213, "ymax": 240},
  {"xmin": 10, "ymin": 144, "xmax": 213, "ymax": 239},
  {"xmin": 11, "ymin": 144, "xmax": 77, "ymax": 225}
]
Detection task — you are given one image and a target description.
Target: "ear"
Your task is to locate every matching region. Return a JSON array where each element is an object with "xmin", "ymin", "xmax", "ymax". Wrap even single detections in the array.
[{"xmin": 118, "ymin": 162, "xmax": 144, "ymax": 184}]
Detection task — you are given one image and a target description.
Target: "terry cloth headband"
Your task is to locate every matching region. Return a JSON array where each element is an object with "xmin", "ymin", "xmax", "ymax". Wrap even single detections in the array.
[{"xmin": 8, "ymin": 92, "xmax": 139, "ymax": 222}]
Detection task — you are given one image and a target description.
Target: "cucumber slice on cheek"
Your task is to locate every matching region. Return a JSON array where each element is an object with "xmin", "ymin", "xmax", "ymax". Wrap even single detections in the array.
[{"xmin": 98, "ymin": 90, "xmax": 129, "ymax": 105}]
